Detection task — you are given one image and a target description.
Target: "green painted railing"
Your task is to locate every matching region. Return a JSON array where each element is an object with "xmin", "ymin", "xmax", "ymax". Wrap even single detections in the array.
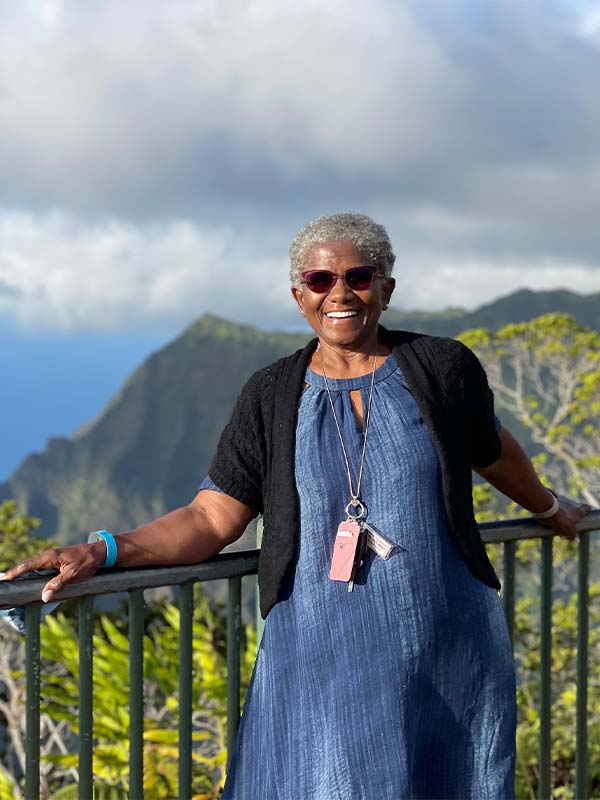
[{"xmin": 0, "ymin": 513, "xmax": 598, "ymax": 800}]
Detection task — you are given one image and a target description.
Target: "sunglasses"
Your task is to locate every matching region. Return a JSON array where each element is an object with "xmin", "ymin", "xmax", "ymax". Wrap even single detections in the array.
[{"xmin": 300, "ymin": 265, "xmax": 378, "ymax": 294}]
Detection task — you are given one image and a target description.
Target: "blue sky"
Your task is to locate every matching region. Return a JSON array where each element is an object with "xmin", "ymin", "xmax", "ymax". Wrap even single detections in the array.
[{"xmin": 2, "ymin": 0, "xmax": 600, "ymax": 477}]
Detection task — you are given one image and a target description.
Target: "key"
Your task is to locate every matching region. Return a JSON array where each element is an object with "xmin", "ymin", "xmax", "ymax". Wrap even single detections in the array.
[{"xmin": 348, "ymin": 527, "xmax": 368, "ymax": 592}]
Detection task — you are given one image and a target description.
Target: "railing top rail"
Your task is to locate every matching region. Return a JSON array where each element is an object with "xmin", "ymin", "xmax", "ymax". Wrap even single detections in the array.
[
  {"xmin": 0, "ymin": 549, "xmax": 260, "ymax": 609},
  {"xmin": 0, "ymin": 510, "xmax": 598, "ymax": 609},
  {"xmin": 480, "ymin": 508, "xmax": 600, "ymax": 544}
]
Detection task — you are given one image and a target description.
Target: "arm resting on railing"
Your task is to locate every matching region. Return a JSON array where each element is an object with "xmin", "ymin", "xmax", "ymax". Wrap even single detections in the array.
[
  {"xmin": 0, "ymin": 490, "xmax": 257, "ymax": 603},
  {"xmin": 474, "ymin": 426, "xmax": 592, "ymax": 539}
]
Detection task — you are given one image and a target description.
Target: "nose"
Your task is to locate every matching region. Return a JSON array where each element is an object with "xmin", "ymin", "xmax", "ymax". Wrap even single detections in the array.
[{"xmin": 327, "ymin": 274, "xmax": 355, "ymax": 302}]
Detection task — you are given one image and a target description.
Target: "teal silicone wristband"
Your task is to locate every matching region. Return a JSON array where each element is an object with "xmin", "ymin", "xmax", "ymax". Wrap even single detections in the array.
[{"xmin": 87, "ymin": 530, "xmax": 117, "ymax": 568}]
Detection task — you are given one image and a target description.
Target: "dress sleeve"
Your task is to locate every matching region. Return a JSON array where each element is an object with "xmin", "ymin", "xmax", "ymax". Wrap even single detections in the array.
[
  {"xmin": 198, "ymin": 475, "xmax": 225, "ymax": 493},
  {"xmin": 460, "ymin": 345, "xmax": 503, "ymax": 468},
  {"xmin": 208, "ymin": 374, "xmax": 265, "ymax": 512}
]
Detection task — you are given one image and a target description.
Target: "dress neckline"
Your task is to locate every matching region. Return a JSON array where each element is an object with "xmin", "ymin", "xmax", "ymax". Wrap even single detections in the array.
[{"xmin": 305, "ymin": 353, "xmax": 397, "ymax": 391}]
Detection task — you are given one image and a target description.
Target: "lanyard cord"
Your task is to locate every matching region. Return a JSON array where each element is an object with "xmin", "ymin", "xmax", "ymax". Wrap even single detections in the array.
[{"xmin": 317, "ymin": 342, "xmax": 377, "ymax": 508}]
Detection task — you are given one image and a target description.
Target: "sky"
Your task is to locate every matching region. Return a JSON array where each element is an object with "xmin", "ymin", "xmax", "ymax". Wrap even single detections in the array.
[
  {"xmin": 2, "ymin": 0, "xmax": 600, "ymax": 476},
  {"xmin": 2, "ymin": 0, "xmax": 600, "ymax": 335}
]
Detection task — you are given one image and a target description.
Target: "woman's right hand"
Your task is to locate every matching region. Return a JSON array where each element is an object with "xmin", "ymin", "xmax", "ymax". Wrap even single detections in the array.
[{"xmin": 0, "ymin": 542, "xmax": 107, "ymax": 602}]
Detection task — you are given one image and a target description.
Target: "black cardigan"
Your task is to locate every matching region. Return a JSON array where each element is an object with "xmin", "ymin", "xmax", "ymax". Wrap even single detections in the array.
[{"xmin": 210, "ymin": 327, "xmax": 502, "ymax": 618}]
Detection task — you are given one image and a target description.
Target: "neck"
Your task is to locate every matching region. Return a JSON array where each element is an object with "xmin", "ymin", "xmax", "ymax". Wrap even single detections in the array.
[{"xmin": 311, "ymin": 334, "xmax": 390, "ymax": 379}]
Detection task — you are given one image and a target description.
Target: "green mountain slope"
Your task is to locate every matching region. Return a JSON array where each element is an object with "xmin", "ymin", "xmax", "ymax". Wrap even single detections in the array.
[
  {"xmin": 383, "ymin": 288, "xmax": 599, "ymax": 335},
  {"xmin": 1, "ymin": 289, "xmax": 598, "ymax": 543},
  {"xmin": 1, "ymin": 316, "xmax": 306, "ymax": 542}
]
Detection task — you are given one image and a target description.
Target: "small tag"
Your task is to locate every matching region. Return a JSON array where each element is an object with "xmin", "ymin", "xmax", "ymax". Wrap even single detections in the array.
[{"xmin": 362, "ymin": 521, "xmax": 396, "ymax": 560}]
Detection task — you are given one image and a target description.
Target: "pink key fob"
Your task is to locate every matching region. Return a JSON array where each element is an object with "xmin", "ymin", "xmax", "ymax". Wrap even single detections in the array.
[{"xmin": 329, "ymin": 520, "xmax": 361, "ymax": 582}]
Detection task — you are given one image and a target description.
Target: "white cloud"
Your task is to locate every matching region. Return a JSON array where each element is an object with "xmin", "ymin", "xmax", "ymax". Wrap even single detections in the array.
[
  {"xmin": 396, "ymin": 254, "xmax": 600, "ymax": 311},
  {"xmin": 577, "ymin": 3, "xmax": 600, "ymax": 37},
  {"xmin": 0, "ymin": 211, "xmax": 293, "ymax": 331},
  {"xmin": 1, "ymin": 210, "xmax": 598, "ymax": 333},
  {"xmin": 0, "ymin": 0, "xmax": 459, "ymax": 197}
]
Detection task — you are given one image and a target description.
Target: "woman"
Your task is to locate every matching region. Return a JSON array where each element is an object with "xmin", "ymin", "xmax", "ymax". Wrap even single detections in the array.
[{"xmin": 3, "ymin": 213, "xmax": 591, "ymax": 799}]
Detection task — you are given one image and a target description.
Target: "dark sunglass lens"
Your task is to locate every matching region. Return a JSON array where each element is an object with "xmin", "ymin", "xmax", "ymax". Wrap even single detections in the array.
[
  {"xmin": 305, "ymin": 271, "xmax": 335, "ymax": 293},
  {"xmin": 345, "ymin": 267, "xmax": 376, "ymax": 290}
]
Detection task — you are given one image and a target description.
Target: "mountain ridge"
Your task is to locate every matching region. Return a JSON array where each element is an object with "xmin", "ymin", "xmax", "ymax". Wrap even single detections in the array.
[{"xmin": 2, "ymin": 287, "xmax": 598, "ymax": 543}]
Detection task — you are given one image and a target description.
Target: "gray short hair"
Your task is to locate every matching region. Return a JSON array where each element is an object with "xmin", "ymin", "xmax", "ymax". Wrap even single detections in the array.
[{"xmin": 289, "ymin": 212, "xmax": 396, "ymax": 286}]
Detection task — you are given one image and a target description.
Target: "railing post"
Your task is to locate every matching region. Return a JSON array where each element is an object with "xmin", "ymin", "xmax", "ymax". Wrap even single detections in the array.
[
  {"xmin": 129, "ymin": 590, "xmax": 145, "ymax": 799},
  {"xmin": 575, "ymin": 531, "xmax": 590, "ymax": 800},
  {"xmin": 78, "ymin": 596, "xmax": 95, "ymax": 800},
  {"xmin": 255, "ymin": 518, "xmax": 265, "ymax": 644},
  {"xmin": 178, "ymin": 582, "xmax": 194, "ymax": 800},
  {"xmin": 227, "ymin": 576, "xmax": 242, "ymax": 767},
  {"xmin": 538, "ymin": 537, "xmax": 553, "ymax": 800},
  {"xmin": 503, "ymin": 540, "xmax": 516, "ymax": 647},
  {"xmin": 24, "ymin": 603, "xmax": 41, "ymax": 800}
]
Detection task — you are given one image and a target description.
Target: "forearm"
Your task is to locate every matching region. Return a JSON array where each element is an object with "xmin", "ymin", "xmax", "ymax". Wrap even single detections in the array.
[
  {"xmin": 474, "ymin": 428, "xmax": 554, "ymax": 514},
  {"xmin": 2, "ymin": 491, "xmax": 254, "ymax": 602},
  {"xmin": 102, "ymin": 505, "xmax": 227, "ymax": 569}
]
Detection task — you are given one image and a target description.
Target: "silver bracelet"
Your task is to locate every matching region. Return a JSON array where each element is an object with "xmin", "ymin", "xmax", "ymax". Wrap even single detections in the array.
[{"xmin": 532, "ymin": 490, "xmax": 560, "ymax": 520}]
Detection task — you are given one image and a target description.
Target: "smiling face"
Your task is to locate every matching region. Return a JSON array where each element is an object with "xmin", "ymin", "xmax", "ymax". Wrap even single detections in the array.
[{"xmin": 291, "ymin": 239, "xmax": 395, "ymax": 352}]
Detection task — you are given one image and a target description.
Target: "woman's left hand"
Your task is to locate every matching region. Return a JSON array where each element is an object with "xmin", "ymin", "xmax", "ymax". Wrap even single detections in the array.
[{"xmin": 536, "ymin": 495, "xmax": 592, "ymax": 540}]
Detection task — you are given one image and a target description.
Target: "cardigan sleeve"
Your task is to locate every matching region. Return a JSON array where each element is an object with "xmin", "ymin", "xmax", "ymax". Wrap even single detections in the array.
[
  {"xmin": 208, "ymin": 373, "xmax": 265, "ymax": 512},
  {"xmin": 460, "ymin": 344, "xmax": 503, "ymax": 468}
]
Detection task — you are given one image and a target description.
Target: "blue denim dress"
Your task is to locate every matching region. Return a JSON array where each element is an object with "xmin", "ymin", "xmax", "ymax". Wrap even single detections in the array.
[{"xmin": 218, "ymin": 355, "xmax": 516, "ymax": 799}]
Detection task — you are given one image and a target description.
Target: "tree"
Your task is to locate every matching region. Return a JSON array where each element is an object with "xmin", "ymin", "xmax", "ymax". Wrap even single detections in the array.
[
  {"xmin": 462, "ymin": 314, "xmax": 600, "ymax": 798},
  {"xmin": 0, "ymin": 502, "xmax": 72, "ymax": 800},
  {"xmin": 459, "ymin": 313, "xmax": 600, "ymax": 506},
  {"xmin": 0, "ymin": 501, "xmax": 49, "ymax": 572}
]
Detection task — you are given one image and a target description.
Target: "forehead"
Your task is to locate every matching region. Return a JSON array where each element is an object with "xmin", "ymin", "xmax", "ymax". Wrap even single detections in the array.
[{"xmin": 304, "ymin": 239, "xmax": 373, "ymax": 269}]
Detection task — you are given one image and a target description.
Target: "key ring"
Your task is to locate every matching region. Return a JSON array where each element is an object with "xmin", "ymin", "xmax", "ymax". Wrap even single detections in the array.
[{"xmin": 345, "ymin": 499, "xmax": 366, "ymax": 520}]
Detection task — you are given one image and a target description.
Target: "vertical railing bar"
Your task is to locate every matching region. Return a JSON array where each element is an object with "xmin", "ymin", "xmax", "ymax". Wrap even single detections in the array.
[
  {"xmin": 129, "ymin": 589, "xmax": 145, "ymax": 799},
  {"xmin": 78, "ymin": 596, "xmax": 94, "ymax": 800},
  {"xmin": 575, "ymin": 531, "xmax": 590, "ymax": 800},
  {"xmin": 538, "ymin": 537, "xmax": 553, "ymax": 800},
  {"xmin": 227, "ymin": 576, "xmax": 242, "ymax": 767},
  {"xmin": 503, "ymin": 540, "xmax": 516, "ymax": 647},
  {"xmin": 178, "ymin": 582, "xmax": 194, "ymax": 800},
  {"xmin": 255, "ymin": 518, "xmax": 265, "ymax": 645},
  {"xmin": 24, "ymin": 603, "xmax": 41, "ymax": 800}
]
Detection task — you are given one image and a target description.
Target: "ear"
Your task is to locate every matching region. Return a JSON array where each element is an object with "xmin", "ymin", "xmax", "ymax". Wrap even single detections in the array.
[
  {"xmin": 382, "ymin": 277, "xmax": 395, "ymax": 308},
  {"xmin": 291, "ymin": 285, "xmax": 305, "ymax": 315}
]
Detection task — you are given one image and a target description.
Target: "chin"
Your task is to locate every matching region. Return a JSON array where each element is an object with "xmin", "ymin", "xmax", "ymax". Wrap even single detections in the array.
[{"xmin": 318, "ymin": 322, "xmax": 372, "ymax": 348}]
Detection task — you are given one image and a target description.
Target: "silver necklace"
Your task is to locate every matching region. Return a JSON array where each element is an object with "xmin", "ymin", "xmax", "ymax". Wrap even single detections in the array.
[{"xmin": 317, "ymin": 342, "xmax": 377, "ymax": 519}]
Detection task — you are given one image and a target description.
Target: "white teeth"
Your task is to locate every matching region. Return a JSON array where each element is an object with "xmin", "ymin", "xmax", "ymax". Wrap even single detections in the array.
[{"xmin": 326, "ymin": 311, "xmax": 358, "ymax": 318}]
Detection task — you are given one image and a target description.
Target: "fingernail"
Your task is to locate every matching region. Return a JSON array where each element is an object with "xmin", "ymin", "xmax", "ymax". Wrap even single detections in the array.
[{"xmin": 41, "ymin": 590, "xmax": 53, "ymax": 603}]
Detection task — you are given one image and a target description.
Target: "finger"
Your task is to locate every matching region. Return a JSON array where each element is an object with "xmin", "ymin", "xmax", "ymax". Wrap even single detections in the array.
[
  {"xmin": 41, "ymin": 566, "xmax": 76, "ymax": 603},
  {"xmin": 1, "ymin": 551, "xmax": 58, "ymax": 581},
  {"xmin": 561, "ymin": 526, "xmax": 578, "ymax": 540}
]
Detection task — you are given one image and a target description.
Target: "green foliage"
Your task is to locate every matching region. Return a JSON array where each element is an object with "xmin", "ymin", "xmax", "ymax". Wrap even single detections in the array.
[
  {"xmin": 0, "ymin": 765, "xmax": 18, "ymax": 800},
  {"xmin": 475, "ymin": 481, "xmax": 600, "ymax": 796},
  {"xmin": 0, "ymin": 500, "xmax": 50, "ymax": 572},
  {"xmin": 48, "ymin": 784, "xmax": 129, "ymax": 799},
  {"xmin": 472, "ymin": 447, "xmax": 599, "ymax": 797},
  {"xmin": 39, "ymin": 588, "xmax": 257, "ymax": 799},
  {"xmin": 512, "ymin": 584, "xmax": 600, "ymax": 798}
]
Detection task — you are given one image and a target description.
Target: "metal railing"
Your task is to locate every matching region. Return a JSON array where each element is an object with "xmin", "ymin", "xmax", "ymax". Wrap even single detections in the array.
[{"xmin": 1, "ymin": 512, "xmax": 599, "ymax": 800}]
